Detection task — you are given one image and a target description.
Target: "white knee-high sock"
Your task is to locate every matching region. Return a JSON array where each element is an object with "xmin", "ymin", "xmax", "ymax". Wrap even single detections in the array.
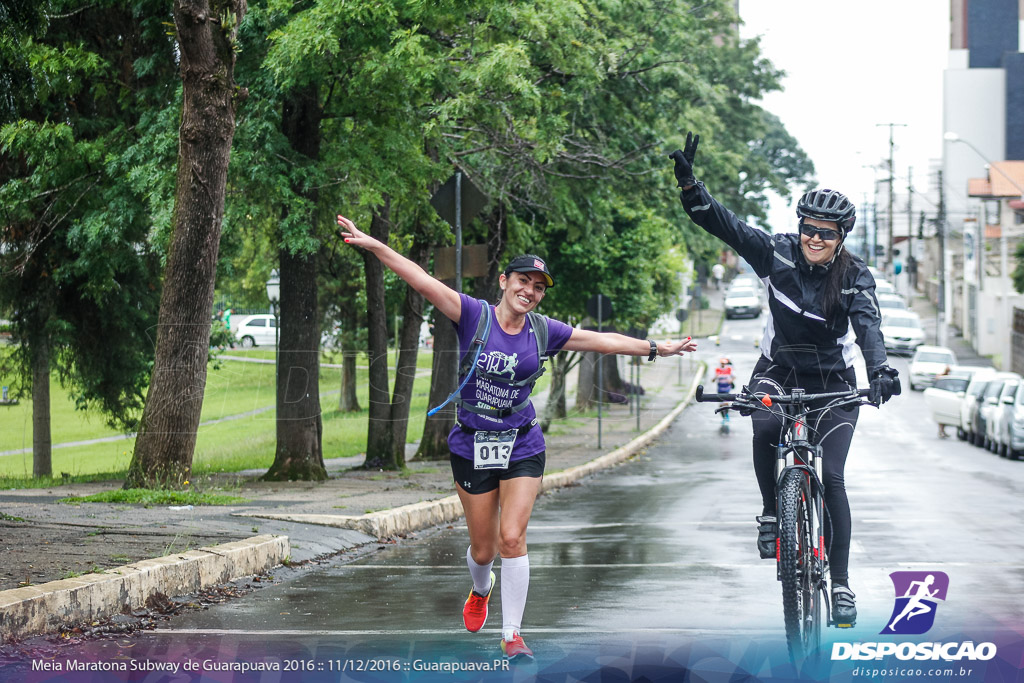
[
  {"xmin": 500, "ymin": 554, "xmax": 530, "ymax": 641},
  {"xmin": 466, "ymin": 546, "xmax": 494, "ymax": 595}
]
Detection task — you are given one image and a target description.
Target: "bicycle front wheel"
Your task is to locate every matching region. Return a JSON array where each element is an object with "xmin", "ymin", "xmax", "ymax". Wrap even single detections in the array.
[{"xmin": 778, "ymin": 467, "xmax": 821, "ymax": 660}]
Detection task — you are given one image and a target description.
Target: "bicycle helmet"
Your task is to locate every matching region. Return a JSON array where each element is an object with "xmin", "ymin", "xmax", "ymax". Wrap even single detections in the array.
[{"xmin": 796, "ymin": 189, "xmax": 856, "ymax": 234}]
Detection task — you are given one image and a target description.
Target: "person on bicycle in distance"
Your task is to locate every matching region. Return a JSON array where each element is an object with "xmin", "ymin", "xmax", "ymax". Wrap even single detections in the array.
[
  {"xmin": 337, "ymin": 214, "xmax": 698, "ymax": 659},
  {"xmin": 668, "ymin": 133, "xmax": 900, "ymax": 626},
  {"xmin": 715, "ymin": 358, "xmax": 735, "ymax": 422}
]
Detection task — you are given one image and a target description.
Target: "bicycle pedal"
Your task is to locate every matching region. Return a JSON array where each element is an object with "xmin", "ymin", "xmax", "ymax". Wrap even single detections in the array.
[{"xmin": 834, "ymin": 621, "xmax": 855, "ymax": 629}]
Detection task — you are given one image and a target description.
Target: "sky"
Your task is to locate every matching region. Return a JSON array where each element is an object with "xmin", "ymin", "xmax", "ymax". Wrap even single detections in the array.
[{"xmin": 736, "ymin": 1, "xmax": 951, "ymax": 232}]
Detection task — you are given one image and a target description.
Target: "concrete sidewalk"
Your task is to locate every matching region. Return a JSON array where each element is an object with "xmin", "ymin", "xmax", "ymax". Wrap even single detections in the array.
[{"xmin": 0, "ymin": 355, "xmax": 707, "ymax": 643}]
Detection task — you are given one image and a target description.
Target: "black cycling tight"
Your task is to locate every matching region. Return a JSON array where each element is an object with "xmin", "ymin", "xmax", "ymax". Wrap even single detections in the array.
[{"xmin": 748, "ymin": 356, "xmax": 859, "ymax": 583}]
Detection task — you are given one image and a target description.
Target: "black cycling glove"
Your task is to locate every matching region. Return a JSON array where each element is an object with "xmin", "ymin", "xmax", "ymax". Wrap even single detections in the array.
[
  {"xmin": 668, "ymin": 131, "xmax": 700, "ymax": 189},
  {"xmin": 868, "ymin": 365, "xmax": 901, "ymax": 404}
]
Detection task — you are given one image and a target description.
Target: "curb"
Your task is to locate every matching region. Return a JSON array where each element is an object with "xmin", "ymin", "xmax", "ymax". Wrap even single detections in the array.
[
  {"xmin": 0, "ymin": 534, "xmax": 288, "ymax": 644},
  {"xmin": 239, "ymin": 362, "xmax": 708, "ymax": 538}
]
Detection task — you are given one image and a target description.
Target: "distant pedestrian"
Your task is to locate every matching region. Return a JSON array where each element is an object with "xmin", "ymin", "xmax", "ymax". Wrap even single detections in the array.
[
  {"xmin": 338, "ymin": 213, "xmax": 697, "ymax": 661},
  {"xmin": 712, "ymin": 262, "xmax": 725, "ymax": 289}
]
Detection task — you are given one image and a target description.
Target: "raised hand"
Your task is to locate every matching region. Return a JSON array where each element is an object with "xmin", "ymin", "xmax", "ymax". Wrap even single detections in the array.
[
  {"xmin": 337, "ymin": 214, "xmax": 379, "ymax": 251},
  {"xmin": 668, "ymin": 131, "xmax": 700, "ymax": 188}
]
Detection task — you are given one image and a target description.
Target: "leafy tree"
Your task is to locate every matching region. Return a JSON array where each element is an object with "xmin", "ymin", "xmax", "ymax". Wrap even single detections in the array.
[
  {"xmin": 0, "ymin": 1, "xmax": 174, "ymax": 477},
  {"xmin": 125, "ymin": 0, "xmax": 248, "ymax": 489}
]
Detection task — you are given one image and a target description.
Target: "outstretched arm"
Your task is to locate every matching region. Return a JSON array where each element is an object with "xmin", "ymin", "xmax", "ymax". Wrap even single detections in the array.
[
  {"xmin": 338, "ymin": 214, "xmax": 462, "ymax": 323},
  {"xmin": 562, "ymin": 329, "xmax": 697, "ymax": 357}
]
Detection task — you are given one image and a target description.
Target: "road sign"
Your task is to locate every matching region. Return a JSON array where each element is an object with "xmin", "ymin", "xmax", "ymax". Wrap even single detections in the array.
[{"xmin": 430, "ymin": 171, "xmax": 488, "ymax": 228}]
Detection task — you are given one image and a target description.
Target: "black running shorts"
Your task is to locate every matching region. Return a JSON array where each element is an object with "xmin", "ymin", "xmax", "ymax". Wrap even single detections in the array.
[{"xmin": 450, "ymin": 452, "xmax": 546, "ymax": 495}]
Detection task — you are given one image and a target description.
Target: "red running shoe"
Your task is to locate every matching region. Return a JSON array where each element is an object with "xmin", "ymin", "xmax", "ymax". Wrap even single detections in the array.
[
  {"xmin": 462, "ymin": 570, "xmax": 494, "ymax": 632},
  {"xmin": 500, "ymin": 633, "xmax": 534, "ymax": 660}
]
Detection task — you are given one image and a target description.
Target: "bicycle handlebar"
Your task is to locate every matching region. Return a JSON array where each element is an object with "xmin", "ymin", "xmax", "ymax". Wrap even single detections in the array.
[{"xmin": 695, "ymin": 384, "xmax": 872, "ymax": 404}]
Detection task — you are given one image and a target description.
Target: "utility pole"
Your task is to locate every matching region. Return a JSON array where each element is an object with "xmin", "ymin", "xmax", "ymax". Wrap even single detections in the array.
[
  {"xmin": 907, "ymin": 167, "xmax": 913, "ymax": 295},
  {"xmin": 937, "ymin": 169, "xmax": 947, "ymax": 346},
  {"xmin": 877, "ymin": 123, "xmax": 907, "ymax": 273}
]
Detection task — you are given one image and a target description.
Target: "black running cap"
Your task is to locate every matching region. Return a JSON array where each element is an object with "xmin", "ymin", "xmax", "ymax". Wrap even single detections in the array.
[{"xmin": 505, "ymin": 254, "xmax": 554, "ymax": 287}]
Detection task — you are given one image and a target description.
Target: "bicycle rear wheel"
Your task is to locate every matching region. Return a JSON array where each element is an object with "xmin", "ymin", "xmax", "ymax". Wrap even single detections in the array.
[{"xmin": 778, "ymin": 467, "xmax": 821, "ymax": 660}]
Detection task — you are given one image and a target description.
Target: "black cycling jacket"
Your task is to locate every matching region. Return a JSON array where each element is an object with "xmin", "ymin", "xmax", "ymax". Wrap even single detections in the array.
[{"xmin": 681, "ymin": 182, "xmax": 888, "ymax": 375}]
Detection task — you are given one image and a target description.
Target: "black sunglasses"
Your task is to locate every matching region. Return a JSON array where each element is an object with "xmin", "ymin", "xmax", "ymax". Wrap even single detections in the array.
[{"xmin": 799, "ymin": 223, "xmax": 842, "ymax": 242}]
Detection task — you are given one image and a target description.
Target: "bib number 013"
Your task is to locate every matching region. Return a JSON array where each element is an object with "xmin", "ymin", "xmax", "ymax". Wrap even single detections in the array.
[{"xmin": 473, "ymin": 429, "xmax": 517, "ymax": 470}]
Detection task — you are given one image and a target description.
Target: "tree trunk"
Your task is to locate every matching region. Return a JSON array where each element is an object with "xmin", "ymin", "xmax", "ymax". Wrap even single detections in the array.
[
  {"xmin": 575, "ymin": 326, "xmax": 628, "ymax": 411},
  {"xmin": 263, "ymin": 83, "xmax": 325, "ymax": 481},
  {"xmin": 263, "ymin": 248, "xmax": 326, "ymax": 480},
  {"xmin": 414, "ymin": 279, "xmax": 457, "ymax": 461},
  {"xmin": 575, "ymin": 350, "xmax": 597, "ymax": 412},
  {"xmin": 31, "ymin": 332, "xmax": 51, "ymax": 478},
  {"xmin": 388, "ymin": 236, "xmax": 428, "ymax": 465},
  {"xmin": 361, "ymin": 201, "xmax": 397, "ymax": 469},
  {"xmin": 540, "ymin": 350, "xmax": 574, "ymax": 432},
  {"xmin": 338, "ymin": 306, "xmax": 361, "ymax": 412},
  {"xmin": 125, "ymin": 0, "xmax": 246, "ymax": 489}
]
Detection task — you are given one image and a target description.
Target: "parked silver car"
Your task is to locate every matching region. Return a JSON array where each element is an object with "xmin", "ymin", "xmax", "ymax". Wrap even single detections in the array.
[
  {"xmin": 972, "ymin": 373, "xmax": 1021, "ymax": 447},
  {"xmin": 996, "ymin": 382, "xmax": 1024, "ymax": 459},
  {"xmin": 986, "ymin": 379, "xmax": 1020, "ymax": 453},
  {"xmin": 960, "ymin": 370, "xmax": 998, "ymax": 444}
]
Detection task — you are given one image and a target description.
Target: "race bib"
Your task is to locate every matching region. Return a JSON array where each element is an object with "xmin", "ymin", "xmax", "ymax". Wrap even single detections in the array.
[{"xmin": 473, "ymin": 429, "xmax": 517, "ymax": 470}]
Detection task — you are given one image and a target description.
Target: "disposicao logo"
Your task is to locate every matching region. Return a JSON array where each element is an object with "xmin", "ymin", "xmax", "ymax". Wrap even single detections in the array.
[
  {"xmin": 832, "ymin": 570, "xmax": 997, "ymax": 663},
  {"xmin": 881, "ymin": 571, "xmax": 949, "ymax": 635}
]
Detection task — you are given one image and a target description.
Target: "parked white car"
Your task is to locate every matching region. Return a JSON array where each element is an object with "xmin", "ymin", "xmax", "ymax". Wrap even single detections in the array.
[
  {"xmin": 907, "ymin": 345, "xmax": 957, "ymax": 390},
  {"xmin": 234, "ymin": 314, "xmax": 277, "ymax": 348},
  {"xmin": 923, "ymin": 366, "xmax": 988, "ymax": 436},
  {"xmin": 880, "ymin": 311, "xmax": 925, "ymax": 355},
  {"xmin": 988, "ymin": 379, "xmax": 1021, "ymax": 454}
]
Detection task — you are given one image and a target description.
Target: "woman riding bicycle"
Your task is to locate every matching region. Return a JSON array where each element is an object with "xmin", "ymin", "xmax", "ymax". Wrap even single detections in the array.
[{"xmin": 669, "ymin": 133, "xmax": 900, "ymax": 626}]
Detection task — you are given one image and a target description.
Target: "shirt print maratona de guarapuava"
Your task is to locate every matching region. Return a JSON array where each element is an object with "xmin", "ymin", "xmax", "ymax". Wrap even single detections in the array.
[{"xmin": 448, "ymin": 293, "xmax": 573, "ymax": 461}]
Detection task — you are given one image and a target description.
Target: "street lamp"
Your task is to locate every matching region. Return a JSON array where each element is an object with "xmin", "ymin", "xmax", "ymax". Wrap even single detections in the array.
[
  {"xmin": 266, "ymin": 269, "xmax": 280, "ymax": 385},
  {"xmin": 945, "ymin": 132, "xmax": 1024, "ymax": 369}
]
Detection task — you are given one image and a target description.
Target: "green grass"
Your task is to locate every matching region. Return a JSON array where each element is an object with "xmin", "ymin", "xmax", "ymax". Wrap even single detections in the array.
[
  {"xmin": 0, "ymin": 345, "xmax": 558, "ymax": 483},
  {"xmin": 58, "ymin": 489, "xmax": 249, "ymax": 506},
  {"xmin": 0, "ymin": 355, "xmax": 438, "ymax": 479}
]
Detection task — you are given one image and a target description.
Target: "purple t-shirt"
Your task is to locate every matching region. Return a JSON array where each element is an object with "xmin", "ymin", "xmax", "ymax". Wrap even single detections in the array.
[{"xmin": 448, "ymin": 294, "xmax": 573, "ymax": 461}]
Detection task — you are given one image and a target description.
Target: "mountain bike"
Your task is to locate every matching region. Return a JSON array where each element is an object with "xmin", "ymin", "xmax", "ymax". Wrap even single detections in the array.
[{"xmin": 696, "ymin": 383, "xmax": 874, "ymax": 660}]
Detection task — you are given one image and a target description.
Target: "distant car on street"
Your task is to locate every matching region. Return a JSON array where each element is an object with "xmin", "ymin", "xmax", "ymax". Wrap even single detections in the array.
[
  {"xmin": 234, "ymin": 314, "xmax": 277, "ymax": 348},
  {"xmin": 729, "ymin": 274, "xmax": 763, "ymax": 292},
  {"xmin": 874, "ymin": 280, "xmax": 897, "ymax": 296},
  {"xmin": 907, "ymin": 345, "xmax": 957, "ymax": 391},
  {"xmin": 724, "ymin": 287, "xmax": 762, "ymax": 319},
  {"xmin": 876, "ymin": 293, "xmax": 908, "ymax": 311},
  {"xmin": 880, "ymin": 311, "xmax": 925, "ymax": 354}
]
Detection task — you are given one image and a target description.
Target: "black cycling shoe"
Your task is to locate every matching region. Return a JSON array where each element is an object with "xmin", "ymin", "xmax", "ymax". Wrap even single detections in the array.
[
  {"xmin": 755, "ymin": 515, "xmax": 777, "ymax": 559},
  {"xmin": 832, "ymin": 585, "xmax": 857, "ymax": 627}
]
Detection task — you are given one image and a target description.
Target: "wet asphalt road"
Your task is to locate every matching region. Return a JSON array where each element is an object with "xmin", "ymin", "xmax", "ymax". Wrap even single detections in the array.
[{"xmin": 24, "ymin": 314, "xmax": 1024, "ymax": 680}]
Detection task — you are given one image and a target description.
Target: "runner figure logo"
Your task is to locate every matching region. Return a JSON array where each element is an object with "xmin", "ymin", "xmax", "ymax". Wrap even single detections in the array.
[{"xmin": 881, "ymin": 571, "xmax": 949, "ymax": 635}]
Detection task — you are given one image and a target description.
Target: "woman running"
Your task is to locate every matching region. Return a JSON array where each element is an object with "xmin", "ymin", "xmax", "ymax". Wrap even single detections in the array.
[{"xmin": 338, "ymin": 214, "xmax": 698, "ymax": 659}]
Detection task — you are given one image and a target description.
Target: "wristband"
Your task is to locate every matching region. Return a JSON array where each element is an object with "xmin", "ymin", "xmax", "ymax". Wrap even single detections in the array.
[{"xmin": 647, "ymin": 339, "xmax": 658, "ymax": 362}]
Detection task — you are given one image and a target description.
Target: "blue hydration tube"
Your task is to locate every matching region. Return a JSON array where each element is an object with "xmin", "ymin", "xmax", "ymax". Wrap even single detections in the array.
[{"xmin": 426, "ymin": 304, "xmax": 492, "ymax": 417}]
